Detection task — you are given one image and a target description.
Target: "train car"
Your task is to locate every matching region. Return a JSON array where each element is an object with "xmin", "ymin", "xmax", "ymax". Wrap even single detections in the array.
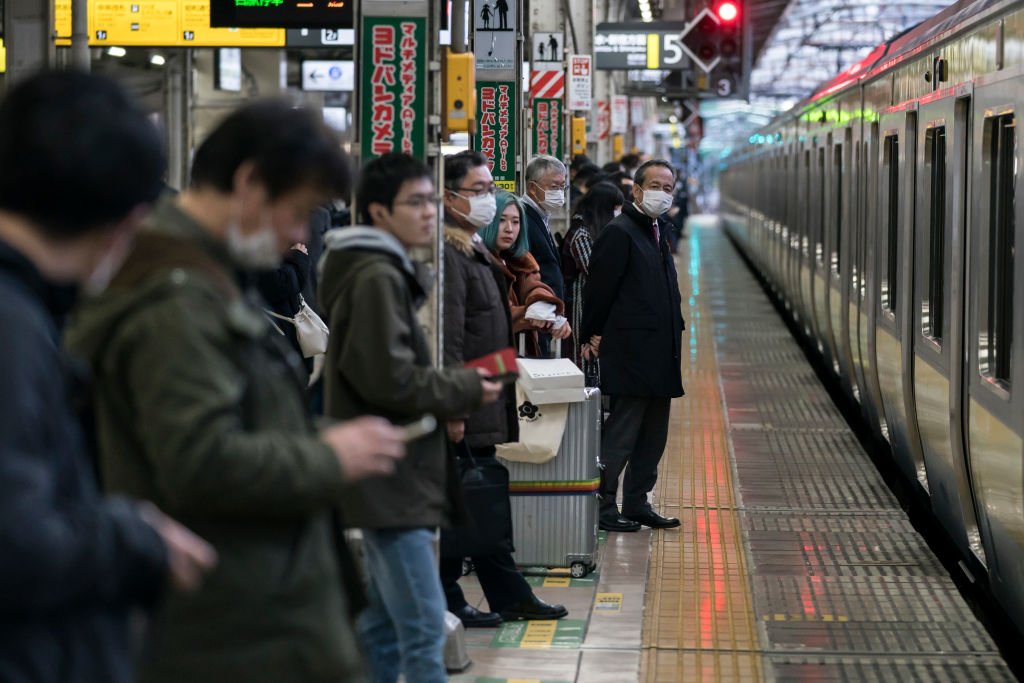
[{"xmin": 720, "ymin": 0, "xmax": 1024, "ymax": 637}]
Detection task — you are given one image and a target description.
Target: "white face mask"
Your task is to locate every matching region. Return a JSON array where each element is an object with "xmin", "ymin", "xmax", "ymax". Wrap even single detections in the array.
[
  {"xmin": 226, "ymin": 219, "xmax": 281, "ymax": 270},
  {"xmin": 449, "ymin": 192, "xmax": 497, "ymax": 229},
  {"xmin": 542, "ymin": 188, "xmax": 566, "ymax": 209},
  {"xmin": 638, "ymin": 189, "xmax": 673, "ymax": 218}
]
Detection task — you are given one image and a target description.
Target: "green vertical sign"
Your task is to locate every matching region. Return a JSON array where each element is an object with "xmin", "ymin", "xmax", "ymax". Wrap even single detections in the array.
[
  {"xmin": 531, "ymin": 98, "xmax": 563, "ymax": 159},
  {"xmin": 475, "ymin": 80, "xmax": 518, "ymax": 190},
  {"xmin": 360, "ymin": 16, "xmax": 427, "ymax": 161}
]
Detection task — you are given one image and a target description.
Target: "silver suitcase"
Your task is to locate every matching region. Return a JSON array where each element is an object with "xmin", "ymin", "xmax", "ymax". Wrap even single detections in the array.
[{"xmin": 502, "ymin": 387, "xmax": 600, "ymax": 578}]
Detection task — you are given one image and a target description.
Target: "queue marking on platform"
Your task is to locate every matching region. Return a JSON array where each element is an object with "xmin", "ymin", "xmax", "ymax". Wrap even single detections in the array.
[
  {"xmin": 491, "ymin": 619, "xmax": 586, "ymax": 649},
  {"xmin": 593, "ymin": 592, "xmax": 623, "ymax": 613},
  {"xmin": 542, "ymin": 576, "xmax": 571, "ymax": 588}
]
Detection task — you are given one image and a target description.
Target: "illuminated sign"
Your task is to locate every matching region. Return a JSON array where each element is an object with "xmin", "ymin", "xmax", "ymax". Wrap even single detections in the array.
[
  {"xmin": 209, "ymin": 0, "xmax": 353, "ymax": 30},
  {"xmin": 476, "ymin": 80, "xmax": 517, "ymax": 190},
  {"xmin": 54, "ymin": 1, "xmax": 285, "ymax": 47},
  {"xmin": 359, "ymin": 16, "xmax": 427, "ymax": 161},
  {"xmin": 595, "ymin": 22, "xmax": 690, "ymax": 71}
]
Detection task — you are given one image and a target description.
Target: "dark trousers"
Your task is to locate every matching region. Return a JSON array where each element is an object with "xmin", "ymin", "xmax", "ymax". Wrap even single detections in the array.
[
  {"xmin": 599, "ymin": 395, "xmax": 672, "ymax": 517},
  {"xmin": 440, "ymin": 447, "xmax": 534, "ymax": 614}
]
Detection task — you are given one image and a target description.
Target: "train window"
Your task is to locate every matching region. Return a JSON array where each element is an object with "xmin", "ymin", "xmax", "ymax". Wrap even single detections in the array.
[
  {"xmin": 833, "ymin": 144, "xmax": 842, "ymax": 274},
  {"xmin": 883, "ymin": 134, "xmax": 900, "ymax": 311},
  {"xmin": 924, "ymin": 127, "xmax": 947, "ymax": 343},
  {"xmin": 981, "ymin": 113, "xmax": 1016, "ymax": 386}
]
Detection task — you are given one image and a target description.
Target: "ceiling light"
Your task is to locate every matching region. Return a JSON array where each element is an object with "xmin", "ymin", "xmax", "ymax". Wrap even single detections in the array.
[
  {"xmin": 150, "ymin": 54, "xmax": 165, "ymax": 66},
  {"xmin": 107, "ymin": 46, "xmax": 126, "ymax": 58}
]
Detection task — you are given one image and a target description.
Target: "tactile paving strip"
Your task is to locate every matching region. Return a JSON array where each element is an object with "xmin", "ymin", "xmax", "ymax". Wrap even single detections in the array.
[{"xmin": 640, "ymin": 221, "xmax": 1011, "ymax": 682}]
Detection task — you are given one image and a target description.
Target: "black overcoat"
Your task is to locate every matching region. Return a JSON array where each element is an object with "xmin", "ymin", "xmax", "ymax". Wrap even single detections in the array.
[{"xmin": 580, "ymin": 202, "xmax": 685, "ymax": 398}]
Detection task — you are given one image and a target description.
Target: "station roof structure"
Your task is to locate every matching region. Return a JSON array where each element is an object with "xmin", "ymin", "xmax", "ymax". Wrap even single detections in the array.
[{"xmin": 684, "ymin": 0, "xmax": 960, "ymax": 154}]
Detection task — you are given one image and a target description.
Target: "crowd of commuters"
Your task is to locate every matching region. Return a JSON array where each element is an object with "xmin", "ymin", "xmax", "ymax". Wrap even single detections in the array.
[{"xmin": 0, "ymin": 70, "xmax": 685, "ymax": 683}]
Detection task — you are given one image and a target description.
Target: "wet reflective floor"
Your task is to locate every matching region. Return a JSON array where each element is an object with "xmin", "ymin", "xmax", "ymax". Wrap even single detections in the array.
[{"xmin": 449, "ymin": 218, "xmax": 1013, "ymax": 682}]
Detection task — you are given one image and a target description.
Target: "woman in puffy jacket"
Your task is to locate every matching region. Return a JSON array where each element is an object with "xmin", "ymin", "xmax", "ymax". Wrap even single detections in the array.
[{"xmin": 477, "ymin": 190, "xmax": 572, "ymax": 357}]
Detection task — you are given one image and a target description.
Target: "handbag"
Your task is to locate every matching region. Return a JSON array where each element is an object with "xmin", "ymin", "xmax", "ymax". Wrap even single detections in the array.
[
  {"xmin": 581, "ymin": 356, "xmax": 600, "ymax": 388},
  {"xmin": 441, "ymin": 442, "xmax": 514, "ymax": 559},
  {"xmin": 265, "ymin": 295, "xmax": 329, "ymax": 358}
]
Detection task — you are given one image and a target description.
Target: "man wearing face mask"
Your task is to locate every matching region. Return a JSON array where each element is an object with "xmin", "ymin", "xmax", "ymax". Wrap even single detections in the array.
[
  {"xmin": 521, "ymin": 155, "xmax": 568, "ymax": 304},
  {"xmin": 66, "ymin": 100, "xmax": 409, "ymax": 683},
  {"xmin": 580, "ymin": 160, "xmax": 685, "ymax": 533},
  {"xmin": 0, "ymin": 69, "xmax": 219, "ymax": 683}
]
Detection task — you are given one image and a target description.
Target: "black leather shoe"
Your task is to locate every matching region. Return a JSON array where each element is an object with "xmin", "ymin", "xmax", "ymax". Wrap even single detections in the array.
[
  {"xmin": 499, "ymin": 596, "xmax": 569, "ymax": 621},
  {"xmin": 599, "ymin": 515, "xmax": 642, "ymax": 532},
  {"xmin": 452, "ymin": 604, "xmax": 502, "ymax": 628},
  {"xmin": 624, "ymin": 509, "xmax": 680, "ymax": 529}
]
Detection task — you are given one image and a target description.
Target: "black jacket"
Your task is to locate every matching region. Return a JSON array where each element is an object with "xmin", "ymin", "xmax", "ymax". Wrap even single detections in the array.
[
  {"xmin": 0, "ymin": 240, "xmax": 167, "ymax": 683},
  {"xmin": 580, "ymin": 203, "xmax": 685, "ymax": 398},
  {"xmin": 523, "ymin": 200, "xmax": 565, "ymax": 302},
  {"xmin": 442, "ymin": 228, "xmax": 519, "ymax": 447}
]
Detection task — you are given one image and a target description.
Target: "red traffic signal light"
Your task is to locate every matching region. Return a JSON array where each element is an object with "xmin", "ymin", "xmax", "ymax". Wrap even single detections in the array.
[{"xmin": 716, "ymin": 1, "xmax": 739, "ymax": 22}]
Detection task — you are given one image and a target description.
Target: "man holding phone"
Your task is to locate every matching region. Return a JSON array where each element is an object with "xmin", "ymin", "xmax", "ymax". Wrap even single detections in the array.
[{"xmin": 320, "ymin": 153, "xmax": 501, "ymax": 683}]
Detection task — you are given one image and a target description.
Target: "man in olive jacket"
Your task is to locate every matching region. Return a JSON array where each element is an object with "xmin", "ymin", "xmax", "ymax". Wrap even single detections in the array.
[
  {"xmin": 66, "ymin": 102, "xmax": 407, "ymax": 683},
  {"xmin": 321, "ymin": 153, "xmax": 501, "ymax": 683}
]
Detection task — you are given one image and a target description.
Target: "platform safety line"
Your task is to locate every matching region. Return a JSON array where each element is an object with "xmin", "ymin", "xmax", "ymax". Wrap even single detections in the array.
[{"xmin": 640, "ymin": 227, "xmax": 765, "ymax": 682}]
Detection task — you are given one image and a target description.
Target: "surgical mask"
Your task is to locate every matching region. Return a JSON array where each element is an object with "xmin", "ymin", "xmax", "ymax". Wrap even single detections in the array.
[
  {"xmin": 226, "ymin": 219, "xmax": 281, "ymax": 270},
  {"xmin": 638, "ymin": 189, "xmax": 672, "ymax": 218},
  {"xmin": 449, "ymin": 192, "xmax": 497, "ymax": 229},
  {"xmin": 542, "ymin": 189, "xmax": 565, "ymax": 209}
]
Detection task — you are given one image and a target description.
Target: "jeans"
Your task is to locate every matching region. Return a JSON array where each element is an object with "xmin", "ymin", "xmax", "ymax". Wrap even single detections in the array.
[{"xmin": 357, "ymin": 528, "xmax": 447, "ymax": 683}]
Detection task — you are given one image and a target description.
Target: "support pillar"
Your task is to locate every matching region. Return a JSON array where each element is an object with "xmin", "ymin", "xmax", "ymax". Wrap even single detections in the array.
[{"xmin": 4, "ymin": 0, "xmax": 54, "ymax": 87}]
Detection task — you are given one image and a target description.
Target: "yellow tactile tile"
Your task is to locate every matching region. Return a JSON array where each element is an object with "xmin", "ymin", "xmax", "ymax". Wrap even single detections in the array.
[{"xmin": 640, "ymin": 230, "xmax": 765, "ymax": 683}]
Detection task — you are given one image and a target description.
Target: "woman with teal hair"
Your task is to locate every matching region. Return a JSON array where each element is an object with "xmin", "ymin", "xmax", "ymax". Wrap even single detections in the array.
[{"xmin": 478, "ymin": 190, "xmax": 571, "ymax": 357}]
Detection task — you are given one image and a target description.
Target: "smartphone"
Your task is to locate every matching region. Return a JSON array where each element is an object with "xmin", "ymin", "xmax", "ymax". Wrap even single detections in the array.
[{"xmin": 401, "ymin": 415, "xmax": 437, "ymax": 442}]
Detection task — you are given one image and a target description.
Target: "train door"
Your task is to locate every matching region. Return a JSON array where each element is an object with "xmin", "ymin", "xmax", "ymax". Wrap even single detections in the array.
[
  {"xmin": 832, "ymin": 125, "xmax": 860, "ymax": 396},
  {"xmin": 913, "ymin": 90, "xmax": 982, "ymax": 562},
  {"xmin": 813, "ymin": 134, "xmax": 838, "ymax": 365},
  {"xmin": 876, "ymin": 105, "xmax": 930, "ymax": 489},
  {"xmin": 799, "ymin": 139, "xmax": 816, "ymax": 337},
  {"xmin": 966, "ymin": 83, "xmax": 1024, "ymax": 627},
  {"xmin": 862, "ymin": 108, "xmax": 890, "ymax": 442},
  {"xmin": 849, "ymin": 118, "xmax": 870, "ymax": 410}
]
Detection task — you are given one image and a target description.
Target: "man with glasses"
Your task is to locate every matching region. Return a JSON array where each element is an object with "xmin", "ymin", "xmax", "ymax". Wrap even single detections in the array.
[
  {"xmin": 321, "ymin": 152, "xmax": 502, "ymax": 683},
  {"xmin": 580, "ymin": 159, "xmax": 685, "ymax": 533}
]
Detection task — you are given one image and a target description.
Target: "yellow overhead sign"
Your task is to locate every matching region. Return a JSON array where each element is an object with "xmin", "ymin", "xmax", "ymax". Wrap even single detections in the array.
[{"xmin": 54, "ymin": 0, "xmax": 284, "ymax": 47}]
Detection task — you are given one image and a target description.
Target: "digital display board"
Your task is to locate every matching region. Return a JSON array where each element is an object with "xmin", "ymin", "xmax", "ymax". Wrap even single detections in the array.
[
  {"xmin": 54, "ymin": 0, "xmax": 285, "ymax": 47},
  {"xmin": 209, "ymin": 0, "xmax": 353, "ymax": 29}
]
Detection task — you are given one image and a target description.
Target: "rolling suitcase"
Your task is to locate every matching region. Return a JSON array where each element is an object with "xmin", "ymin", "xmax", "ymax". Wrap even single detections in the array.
[{"xmin": 501, "ymin": 387, "xmax": 601, "ymax": 578}]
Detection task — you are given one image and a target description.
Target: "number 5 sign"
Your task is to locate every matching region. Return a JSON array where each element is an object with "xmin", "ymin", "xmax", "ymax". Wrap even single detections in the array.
[{"xmin": 568, "ymin": 55, "xmax": 592, "ymax": 111}]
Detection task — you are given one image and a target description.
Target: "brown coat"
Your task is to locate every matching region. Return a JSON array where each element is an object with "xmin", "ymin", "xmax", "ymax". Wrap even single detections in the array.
[{"xmin": 494, "ymin": 251, "xmax": 564, "ymax": 357}]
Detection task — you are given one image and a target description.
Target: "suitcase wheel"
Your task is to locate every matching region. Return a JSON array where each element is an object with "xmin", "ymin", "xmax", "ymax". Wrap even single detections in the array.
[{"xmin": 570, "ymin": 561, "xmax": 589, "ymax": 579}]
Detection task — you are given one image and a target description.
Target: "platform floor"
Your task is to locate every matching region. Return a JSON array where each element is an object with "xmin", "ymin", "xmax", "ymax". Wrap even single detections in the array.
[{"xmin": 449, "ymin": 217, "xmax": 1013, "ymax": 683}]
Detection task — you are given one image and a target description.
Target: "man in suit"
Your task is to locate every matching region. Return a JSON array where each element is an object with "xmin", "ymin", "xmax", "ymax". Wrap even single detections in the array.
[{"xmin": 580, "ymin": 159, "xmax": 685, "ymax": 533}]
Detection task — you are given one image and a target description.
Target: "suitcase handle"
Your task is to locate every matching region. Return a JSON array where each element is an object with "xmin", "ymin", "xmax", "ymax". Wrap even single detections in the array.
[{"xmin": 518, "ymin": 332, "xmax": 561, "ymax": 359}]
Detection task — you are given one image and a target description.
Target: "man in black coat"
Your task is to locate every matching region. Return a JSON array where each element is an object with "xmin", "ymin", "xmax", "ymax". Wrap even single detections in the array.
[
  {"xmin": 0, "ymin": 71, "xmax": 216, "ymax": 683},
  {"xmin": 580, "ymin": 159, "xmax": 685, "ymax": 532}
]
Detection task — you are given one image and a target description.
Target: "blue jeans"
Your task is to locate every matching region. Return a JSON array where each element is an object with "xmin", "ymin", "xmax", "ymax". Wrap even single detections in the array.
[{"xmin": 357, "ymin": 528, "xmax": 447, "ymax": 683}]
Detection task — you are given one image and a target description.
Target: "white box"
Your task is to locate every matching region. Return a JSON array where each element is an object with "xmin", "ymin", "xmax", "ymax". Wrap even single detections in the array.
[{"xmin": 515, "ymin": 358, "xmax": 586, "ymax": 404}]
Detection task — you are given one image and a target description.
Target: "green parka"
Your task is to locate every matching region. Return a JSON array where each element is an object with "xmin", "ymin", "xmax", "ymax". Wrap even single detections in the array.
[
  {"xmin": 65, "ymin": 199, "xmax": 365, "ymax": 683},
  {"xmin": 320, "ymin": 227, "xmax": 483, "ymax": 529}
]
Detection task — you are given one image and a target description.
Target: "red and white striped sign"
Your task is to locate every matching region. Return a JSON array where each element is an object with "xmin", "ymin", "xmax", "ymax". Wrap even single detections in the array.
[{"xmin": 530, "ymin": 69, "xmax": 565, "ymax": 101}]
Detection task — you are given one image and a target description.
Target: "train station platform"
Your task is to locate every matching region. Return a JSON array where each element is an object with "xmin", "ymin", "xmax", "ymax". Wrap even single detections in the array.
[{"xmin": 449, "ymin": 216, "xmax": 1014, "ymax": 683}]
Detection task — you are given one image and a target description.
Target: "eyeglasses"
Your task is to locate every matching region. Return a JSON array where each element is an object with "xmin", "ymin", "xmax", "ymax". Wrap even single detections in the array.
[
  {"xmin": 394, "ymin": 194, "xmax": 442, "ymax": 210},
  {"xmin": 455, "ymin": 184, "xmax": 497, "ymax": 197}
]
